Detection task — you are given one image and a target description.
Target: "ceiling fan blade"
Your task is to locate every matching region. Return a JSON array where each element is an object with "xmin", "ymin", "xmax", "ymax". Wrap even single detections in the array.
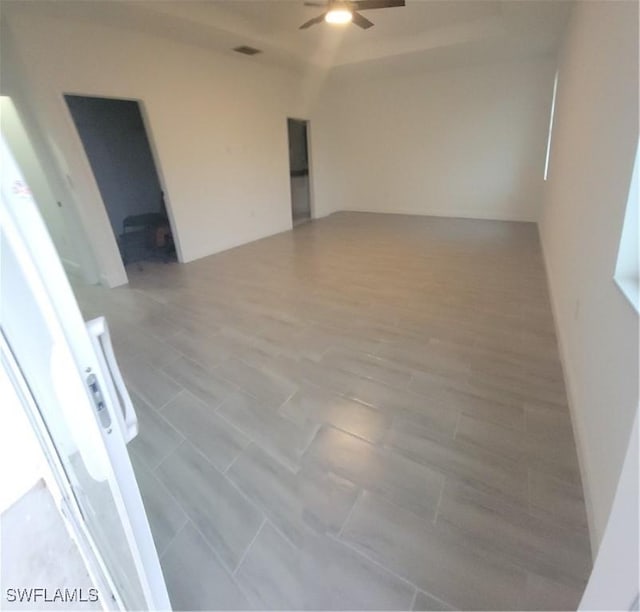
[
  {"xmin": 353, "ymin": 0, "xmax": 405, "ymax": 10},
  {"xmin": 303, "ymin": 2, "xmax": 327, "ymax": 6},
  {"xmin": 351, "ymin": 10, "xmax": 375, "ymax": 29},
  {"xmin": 299, "ymin": 13, "xmax": 327, "ymax": 29}
]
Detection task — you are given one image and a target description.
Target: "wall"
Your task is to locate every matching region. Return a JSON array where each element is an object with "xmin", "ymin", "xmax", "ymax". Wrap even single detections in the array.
[
  {"xmin": 579, "ymin": 411, "xmax": 638, "ymax": 610},
  {"xmin": 311, "ymin": 57, "xmax": 556, "ymax": 221},
  {"xmin": 65, "ymin": 96, "xmax": 164, "ymax": 238},
  {"xmin": 2, "ymin": 8, "xmax": 307, "ymax": 286},
  {"xmin": 0, "ymin": 96, "xmax": 79, "ymax": 271},
  {"xmin": 2, "ymin": 8, "xmax": 561, "ymax": 285},
  {"xmin": 539, "ymin": 0, "xmax": 639, "ymax": 552},
  {"xmin": 1, "ymin": 21, "xmax": 102, "ymax": 286}
]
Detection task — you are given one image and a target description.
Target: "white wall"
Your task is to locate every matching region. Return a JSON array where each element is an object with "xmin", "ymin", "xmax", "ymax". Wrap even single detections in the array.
[
  {"xmin": 539, "ymin": 0, "xmax": 639, "ymax": 551},
  {"xmin": 311, "ymin": 58, "xmax": 556, "ymax": 221},
  {"xmin": 2, "ymin": 9, "xmax": 307, "ymax": 286},
  {"xmin": 579, "ymin": 411, "xmax": 638, "ymax": 610},
  {"xmin": 0, "ymin": 97, "xmax": 79, "ymax": 271},
  {"xmin": 2, "ymin": 7, "xmax": 561, "ymax": 285}
]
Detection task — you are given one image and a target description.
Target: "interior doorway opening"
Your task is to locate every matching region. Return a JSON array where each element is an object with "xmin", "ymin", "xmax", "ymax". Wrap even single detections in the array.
[
  {"xmin": 287, "ymin": 118, "xmax": 311, "ymax": 226},
  {"xmin": 65, "ymin": 95, "xmax": 177, "ymax": 268}
]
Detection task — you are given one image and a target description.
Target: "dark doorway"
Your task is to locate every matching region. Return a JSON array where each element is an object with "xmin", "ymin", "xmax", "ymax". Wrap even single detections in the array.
[
  {"xmin": 287, "ymin": 118, "xmax": 311, "ymax": 226},
  {"xmin": 65, "ymin": 95, "xmax": 176, "ymax": 266}
]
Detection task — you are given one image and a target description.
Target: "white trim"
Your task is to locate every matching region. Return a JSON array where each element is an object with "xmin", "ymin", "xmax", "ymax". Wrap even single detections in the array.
[
  {"xmin": 61, "ymin": 257, "xmax": 82, "ymax": 275},
  {"xmin": 330, "ymin": 208, "xmax": 539, "ymax": 223}
]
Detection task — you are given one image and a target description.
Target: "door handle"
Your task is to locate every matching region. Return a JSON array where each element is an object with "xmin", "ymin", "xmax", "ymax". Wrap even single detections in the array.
[{"xmin": 86, "ymin": 316, "xmax": 138, "ymax": 443}]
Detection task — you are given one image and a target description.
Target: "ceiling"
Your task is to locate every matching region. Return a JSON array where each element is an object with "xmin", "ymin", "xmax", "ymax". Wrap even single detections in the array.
[{"xmin": 3, "ymin": 0, "xmax": 572, "ymax": 74}]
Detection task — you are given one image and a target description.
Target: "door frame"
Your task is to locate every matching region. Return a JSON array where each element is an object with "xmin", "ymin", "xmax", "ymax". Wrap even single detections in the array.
[
  {"xmin": 286, "ymin": 116, "xmax": 314, "ymax": 222},
  {"xmin": 61, "ymin": 91, "xmax": 184, "ymax": 279}
]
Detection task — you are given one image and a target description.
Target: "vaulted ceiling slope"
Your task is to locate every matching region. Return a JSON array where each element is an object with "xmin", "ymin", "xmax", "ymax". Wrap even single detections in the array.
[{"xmin": 2, "ymin": 0, "xmax": 571, "ymax": 74}]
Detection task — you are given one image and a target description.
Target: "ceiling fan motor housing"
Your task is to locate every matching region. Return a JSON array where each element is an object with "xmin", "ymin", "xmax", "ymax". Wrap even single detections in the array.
[{"xmin": 300, "ymin": 0, "xmax": 405, "ymax": 30}]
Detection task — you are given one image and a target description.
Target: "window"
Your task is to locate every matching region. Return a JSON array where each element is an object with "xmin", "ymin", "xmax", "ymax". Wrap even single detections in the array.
[
  {"xmin": 614, "ymin": 141, "xmax": 639, "ymax": 311},
  {"xmin": 544, "ymin": 70, "xmax": 559, "ymax": 181}
]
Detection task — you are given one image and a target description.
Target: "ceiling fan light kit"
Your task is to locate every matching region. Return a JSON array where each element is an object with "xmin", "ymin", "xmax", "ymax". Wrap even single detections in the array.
[
  {"xmin": 325, "ymin": 8, "xmax": 353, "ymax": 24},
  {"xmin": 300, "ymin": 0, "xmax": 405, "ymax": 30}
]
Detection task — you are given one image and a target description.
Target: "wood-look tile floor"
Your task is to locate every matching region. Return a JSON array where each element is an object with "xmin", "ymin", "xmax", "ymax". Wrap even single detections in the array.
[{"xmin": 73, "ymin": 212, "xmax": 592, "ymax": 611}]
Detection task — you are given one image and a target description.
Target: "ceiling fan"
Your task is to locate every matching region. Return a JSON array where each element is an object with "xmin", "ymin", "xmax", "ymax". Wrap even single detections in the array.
[{"xmin": 299, "ymin": 0, "xmax": 406, "ymax": 30}]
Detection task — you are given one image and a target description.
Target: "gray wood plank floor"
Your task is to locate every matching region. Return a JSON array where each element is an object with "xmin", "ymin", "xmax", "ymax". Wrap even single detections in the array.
[{"xmin": 73, "ymin": 212, "xmax": 591, "ymax": 611}]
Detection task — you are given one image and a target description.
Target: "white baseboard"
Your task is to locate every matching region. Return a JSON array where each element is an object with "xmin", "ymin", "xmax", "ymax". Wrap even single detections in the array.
[
  {"xmin": 327, "ymin": 207, "xmax": 538, "ymax": 223},
  {"xmin": 61, "ymin": 258, "xmax": 81, "ymax": 273}
]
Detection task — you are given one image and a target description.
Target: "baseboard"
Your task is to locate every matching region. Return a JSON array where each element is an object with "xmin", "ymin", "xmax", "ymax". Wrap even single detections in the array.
[
  {"xmin": 180, "ymin": 219, "xmax": 302, "ymax": 264},
  {"xmin": 100, "ymin": 271, "xmax": 128, "ymax": 288},
  {"xmin": 60, "ymin": 258, "xmax": 81, "ymax": 273},
  {"xmin": 329, "ymin": 207, "xmax": 538, "ymax": 223},
  {"xmin": 537, "ymin": 223, "xmax": 598, "ymax": 558}
]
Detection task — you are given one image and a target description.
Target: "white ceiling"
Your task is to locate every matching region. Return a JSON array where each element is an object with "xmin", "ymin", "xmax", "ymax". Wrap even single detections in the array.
[{"xmin": 4, "ymin": 0, "xmax": 572, "ymax": 74}]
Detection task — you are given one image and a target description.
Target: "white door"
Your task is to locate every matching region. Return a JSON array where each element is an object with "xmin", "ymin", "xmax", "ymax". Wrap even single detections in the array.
[{"xmin": 0, "ymin": 136, "xmax": 170, "ymax": 610}]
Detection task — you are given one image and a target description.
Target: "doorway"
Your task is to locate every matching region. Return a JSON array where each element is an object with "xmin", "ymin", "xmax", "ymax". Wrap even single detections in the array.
[
  {"xmin": 65, "ymin": 95, "xmax": 176, "ymax": 267},
  {"xmin": 287, "ymin": 118, "xmax": 311, "ymax": 226}
]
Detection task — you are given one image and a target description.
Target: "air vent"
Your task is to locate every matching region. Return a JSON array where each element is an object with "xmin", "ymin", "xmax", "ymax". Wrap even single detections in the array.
[{"xmin": 233, "ymin": 45, "xmax": 261, "ymax": 56}]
